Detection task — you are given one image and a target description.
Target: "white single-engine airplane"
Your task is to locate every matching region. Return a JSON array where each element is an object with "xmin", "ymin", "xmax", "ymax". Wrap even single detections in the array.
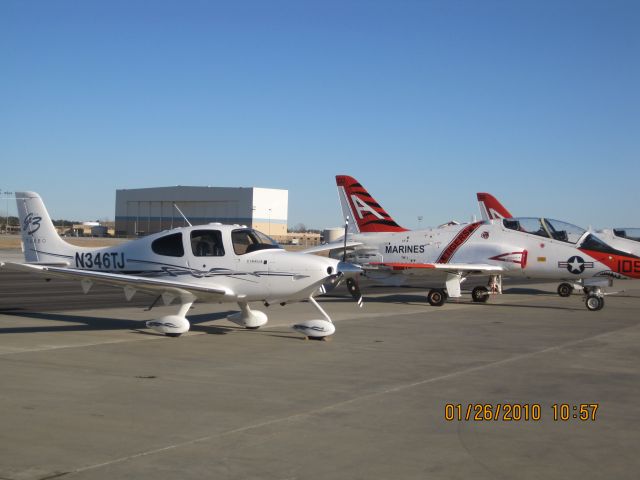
[
  {"xmin": 477, "ymin": 192, "xmax": 640, "ymax": 297},
  {"xmin": 0, "ymin": 192, "xmax": 362, "ymax": 339},
  {"xmin": 312, "ymin": 175, "xmax": 640, "ymax": 311}
]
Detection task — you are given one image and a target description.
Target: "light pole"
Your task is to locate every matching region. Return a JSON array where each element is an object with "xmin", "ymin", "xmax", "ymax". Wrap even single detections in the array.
[
  {"xmin": 268, "ymin": 208, "xmax": 272, "ymax": 236},
  {"xmin": 1, "ymin": 190, "xmax": 13, "ymax": 234}
]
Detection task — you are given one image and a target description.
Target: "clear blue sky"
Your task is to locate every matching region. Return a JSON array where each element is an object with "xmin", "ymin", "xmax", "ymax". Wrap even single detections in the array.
[{"xmin": 1, "ymin": 0, "xmax": 638, "ymax": 229}]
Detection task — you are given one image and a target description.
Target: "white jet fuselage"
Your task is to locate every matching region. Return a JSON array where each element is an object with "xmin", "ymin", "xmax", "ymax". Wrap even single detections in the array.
[{"xmin": 344, "ymin": 219, "xmax": 639, "ymax": 283}]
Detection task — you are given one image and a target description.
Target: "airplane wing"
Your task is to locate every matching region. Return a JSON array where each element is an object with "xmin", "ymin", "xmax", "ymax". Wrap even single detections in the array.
[
  {"xmin": 365, "ymin": 262, "xmax": 503, "ymax": 297},
  {"xmin": 299, "ymin": 240, "xmax": 363, "ymax": 255},
  {"xmin": 1, "ymin": 262, "xmax": 235, "ymax": 302},
  {"xmin": 368, "ymin": 262, "xmax": 503, "ymax": 274}
]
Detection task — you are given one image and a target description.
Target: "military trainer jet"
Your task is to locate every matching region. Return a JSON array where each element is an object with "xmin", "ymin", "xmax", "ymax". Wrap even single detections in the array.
[{"xmin": 313, "ymin": 175, "xmax": 640, "ymax": 311}]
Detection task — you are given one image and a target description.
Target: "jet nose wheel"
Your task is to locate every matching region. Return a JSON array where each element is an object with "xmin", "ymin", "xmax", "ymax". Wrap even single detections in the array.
[
  {"xmin": 471, "ymin": 286, "xmax": 490, "ymax": 303},
  {"xmin": 557, "ymin": 283, "xmax": 574, "ymax": 297},
  {"xmin": 586, "ymin": 294, "xmax": 605, "ymax": 311},
  {"xmin": 427, "ymin": 289, "xmax": 447, "ymax": 307}
]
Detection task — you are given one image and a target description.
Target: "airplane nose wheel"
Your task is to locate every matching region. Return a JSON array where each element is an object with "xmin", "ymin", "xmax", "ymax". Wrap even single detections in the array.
[
  {"xmin": 292, "ymin": 296, "xmax": 336, "ymax": 340},
  {"xmin": 585, "ymin": 294, "xmax": 604, "ymax": 311}
]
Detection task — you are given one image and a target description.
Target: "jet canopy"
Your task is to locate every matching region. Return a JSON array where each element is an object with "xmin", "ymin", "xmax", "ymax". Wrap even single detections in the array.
[
  {"xmin": 613, "ymin": 228, "xmax": 640, "ymax": 243},
  {"xmin": 502, "ymin": 217, "xmax": 585, "ymax": 244}
]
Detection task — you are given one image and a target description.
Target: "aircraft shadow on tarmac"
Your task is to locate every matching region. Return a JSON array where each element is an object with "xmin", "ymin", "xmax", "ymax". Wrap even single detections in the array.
[
  {"xmin": 323, "ymin": 291, "xmax": 586, "ymax": 311},
  {"xmin": 0, "ymin": 310, "xmax": 245, "ymax": 336},
  {"xmin": 0, "ymin": 286, "xmax": 619, "ymax": 337}
]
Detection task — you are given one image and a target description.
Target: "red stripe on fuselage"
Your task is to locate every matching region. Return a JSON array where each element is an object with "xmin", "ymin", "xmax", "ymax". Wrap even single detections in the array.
[
  {"xmin": 579, "ymin": 249, "xmax": 640, "ymax": 279},
  {"xmin": 436, "ymin": 222, "xmax": 482, "ymax": 264}
]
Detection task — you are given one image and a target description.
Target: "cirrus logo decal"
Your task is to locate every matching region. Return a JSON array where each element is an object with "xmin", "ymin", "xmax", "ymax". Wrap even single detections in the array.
[{"xmin": 23, "ymin": 213, "xmax": 42, "ymax": 235}]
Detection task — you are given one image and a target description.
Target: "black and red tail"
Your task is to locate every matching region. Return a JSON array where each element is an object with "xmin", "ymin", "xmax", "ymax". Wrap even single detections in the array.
[
  {"xmin": 336, "ymin": 175, "xmax": 407, "ymax": 233},
  {"xmin": 477, "ymin": 192, "xmax": 513, "ymax": 221}
]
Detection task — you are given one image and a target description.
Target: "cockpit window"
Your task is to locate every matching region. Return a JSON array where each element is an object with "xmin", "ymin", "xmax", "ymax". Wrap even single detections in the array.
[
  {"xmin": 613, "ymin": 228, "xmax": 640, "ymax": 242},
  {"xmin": 544, "ymin": 219, "xmax": 585, "ymax": 244},
  {"xmin": 503, "ymin": 218, "xmax": 550, "ymax": 238},
  {"xmin": 503, "ymin": 217, "xmax": 585, "ymax": 244},
  {"xmin": 231, "ymin": 229, "xmax": 281, "ymax": 255},
  {"xmin": 191, "ymin": 230, "xmax": 225, "ymax": 257},
  {"xmin": 152, "ymin": 232, "xmax": 184, "ymax": 257}
]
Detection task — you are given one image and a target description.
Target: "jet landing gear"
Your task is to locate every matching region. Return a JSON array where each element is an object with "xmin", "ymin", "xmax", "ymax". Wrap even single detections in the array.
[
  {"xmin": 471, "ymin": 275, "xmax": 501, "ymax": 303},
  {"xmin": 584, "ymin": 287, "xmax": 605, "ymax": 311},
  {"xmin": 427, "ymin": 289, "xmax": 447, "ymax": 307},
  {"xmin": 471, "ymin": 286, "xmax": 490, "ymax": 303},
  {"xmin": 292, "ymin": 295, "xmax": 336, "ymax": 340},
  {"xmin": 557, "ymin": 282, "xmax": 574, "ymax": 298}
]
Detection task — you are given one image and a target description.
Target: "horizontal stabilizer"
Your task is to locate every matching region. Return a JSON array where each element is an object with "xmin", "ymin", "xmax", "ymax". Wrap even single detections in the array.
[
  {"xmin": 25, "ymin": 261, "xmax": 71, "ymax": 267},
  {"xmin": 299, "ymin": 240, "xmax": 363, "ymax": 255}
]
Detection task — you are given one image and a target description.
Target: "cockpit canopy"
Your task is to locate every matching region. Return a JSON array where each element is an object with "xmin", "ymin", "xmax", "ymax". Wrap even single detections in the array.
[
  {"xmin": 231, "ymin": 228, "xmax": 281, "ymax": 255},
  {"xmin": 503, "ymin": 217, "xmax": 586, "ymax": 244},
  {"xmin": 150, "ymin": 227, "xmax": 281, "ymax": 258},
  {"xmin": 613, "ymin": 228, "xmax": 640, "ymax": 243}
]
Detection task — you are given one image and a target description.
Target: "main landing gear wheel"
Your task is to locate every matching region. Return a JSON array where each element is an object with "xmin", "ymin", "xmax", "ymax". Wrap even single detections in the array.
[
  {"xmin": 472, "ymin": 286, "xmax": 490, "ymax": 303},
  {"xmin": 585, "ymin": 295, "xmax": 605, "ymax": 311},
  {"xmin": 245, "ymin": 326, "xmax": 261, "ymax": 330},
  {"xmin": 557, "ymin": 283, "xmax": 573, "ymax": 297},
  {"xmin": 427, "ymin": 289, "xmax": 447, "ymax": 307},
  {"xmin": 165, "ymin": 333, "xmax": 183, "ymax": 338}
]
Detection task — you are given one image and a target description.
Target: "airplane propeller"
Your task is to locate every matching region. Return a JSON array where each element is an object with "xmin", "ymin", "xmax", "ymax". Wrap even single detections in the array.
[
  {"xmin": 342, "ymin": 216, "xmax": 349, "ymax": 262},
  {"xmin": 346, "ymin": 277, "xmax": 363, "ymax": 307},
  {"xmin": 339, "ymin": 216, "xmax": 363, "ymax": 307}
]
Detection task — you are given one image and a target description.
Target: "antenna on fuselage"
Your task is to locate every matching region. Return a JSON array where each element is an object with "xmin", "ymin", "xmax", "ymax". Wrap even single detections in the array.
[{"xmin": 173, "ymin": 203, "xmax": 192, "ymax": 227}]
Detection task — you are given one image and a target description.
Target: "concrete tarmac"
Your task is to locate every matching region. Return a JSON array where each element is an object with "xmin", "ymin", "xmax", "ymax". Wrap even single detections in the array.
[{"xmin": 1, "ymin": 269, "xmax": 639, "ymax": 479}]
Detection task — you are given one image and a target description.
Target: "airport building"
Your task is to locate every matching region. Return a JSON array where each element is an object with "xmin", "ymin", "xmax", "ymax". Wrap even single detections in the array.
[{"xmin": 115, "ymin": 186, "xmax": 288, "ymax": 237}]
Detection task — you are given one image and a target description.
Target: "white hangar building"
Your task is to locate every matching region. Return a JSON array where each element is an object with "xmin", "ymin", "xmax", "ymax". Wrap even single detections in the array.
[{"xmin": 115, "ymin": 186, "xmax": 288, "ymax": 237}]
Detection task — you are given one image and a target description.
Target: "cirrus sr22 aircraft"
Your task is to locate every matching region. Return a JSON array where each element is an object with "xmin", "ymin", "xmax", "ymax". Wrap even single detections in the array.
[
  {"xmin": 311, "ymin": 175, "xmax": 640, "ymax": 311},
  {"xmin": 0, "ymin": 192, "xmax": 362, "ymax": 339}
]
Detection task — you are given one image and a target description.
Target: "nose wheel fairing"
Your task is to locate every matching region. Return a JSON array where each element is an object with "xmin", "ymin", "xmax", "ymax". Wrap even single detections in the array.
[
  {"xmin": 292, "ymin": 296, "xmax": 337, "ymax": 339},
  {"xmin": 227, "ymin": 301, "xmax": 269, "ymax": 329},
  {"xmin": 146, "ymin": 297, "xmax": 195, "ymax": 337}
]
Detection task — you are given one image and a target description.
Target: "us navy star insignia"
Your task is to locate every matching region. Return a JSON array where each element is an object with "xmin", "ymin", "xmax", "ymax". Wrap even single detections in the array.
[{"xmin": 558, "ymin": 256, "xmax": 594, "ymax": 274}]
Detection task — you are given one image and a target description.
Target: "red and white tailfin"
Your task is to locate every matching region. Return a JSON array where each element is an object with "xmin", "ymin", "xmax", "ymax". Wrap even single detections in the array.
[
  {"xmin": 336, "ymin": 175, "xmax": 407, "ymax": 233},
  {"xmin": 477, "ymin": 192, "xmax": 513, "ymax": 221}
]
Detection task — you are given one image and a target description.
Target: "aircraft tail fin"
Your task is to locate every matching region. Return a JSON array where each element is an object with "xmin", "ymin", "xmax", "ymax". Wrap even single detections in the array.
[
  {"xmin": 335, "ymin": 175, "xmax": 407, "ymax": 233},
  {"xmin": 477, "ymin": 192, "xmax": 513, "ymax": 221},
  {"xmin": 16, "ymin": 191, "xmax": 76, "ymax": 264}
]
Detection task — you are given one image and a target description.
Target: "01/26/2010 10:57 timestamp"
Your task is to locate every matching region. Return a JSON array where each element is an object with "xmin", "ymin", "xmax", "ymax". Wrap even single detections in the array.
[{"xmin": 444, "ymin": 403, "xmax": 599, "ymax": 422}]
